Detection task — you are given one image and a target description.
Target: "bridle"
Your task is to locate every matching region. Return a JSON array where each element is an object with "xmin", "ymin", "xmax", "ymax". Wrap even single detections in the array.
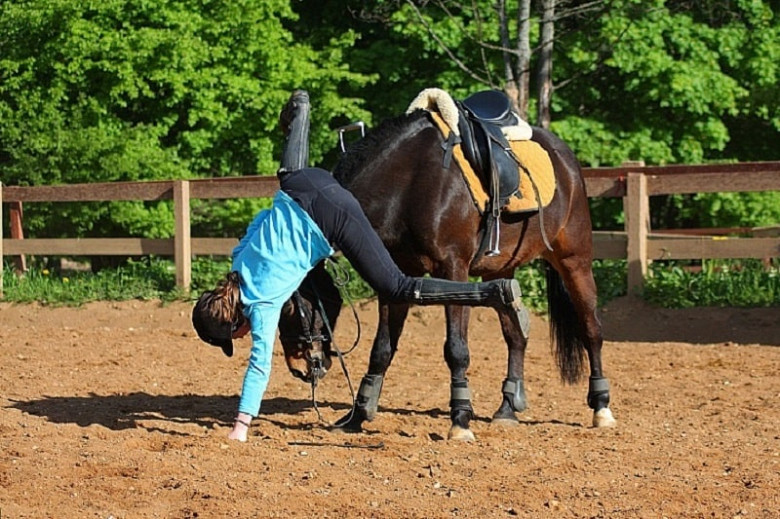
[
  {"xmin": 281, "ymin": 262, "xmax": 362, "ymax": 423},
  {"xmin": 290, "ymin": 290, "xmax": 332, "ymax": 381}
]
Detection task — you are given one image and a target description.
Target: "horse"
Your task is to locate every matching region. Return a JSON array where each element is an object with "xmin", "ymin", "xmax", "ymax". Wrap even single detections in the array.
[{"xmin": 277, "ymin": 103, "xmax": 617, "ymax": 440}]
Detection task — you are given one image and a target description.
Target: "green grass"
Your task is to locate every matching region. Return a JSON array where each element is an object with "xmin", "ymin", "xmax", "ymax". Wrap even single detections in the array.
[
  {"xmin": 2, "ymin": 257, "xmax": 183, "ymax": 305},
  {"xmin": 2, "ymin": 257, "xmax": 778, "ymax": 309},
  {"xmin": 643, "ymin": 258, "xmax": 780, "ymax": 308}
]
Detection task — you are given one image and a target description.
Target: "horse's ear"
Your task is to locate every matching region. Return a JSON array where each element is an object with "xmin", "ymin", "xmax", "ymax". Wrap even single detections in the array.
[{"xmin": 281, "ymin": 296, "xmax": 296, "ymax": 317}]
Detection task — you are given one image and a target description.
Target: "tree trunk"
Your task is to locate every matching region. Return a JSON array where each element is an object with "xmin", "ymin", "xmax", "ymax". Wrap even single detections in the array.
[
  {"xmin": 497, "ymin": 0, "xmax": 520, "ymax": 112},
  {"xmin": 537, "ymin": 0, "xmax": 555, "ymax": 129},
  {"xmin": 515, "ymin": 0, "xmax": 532, "ymax": 121}
]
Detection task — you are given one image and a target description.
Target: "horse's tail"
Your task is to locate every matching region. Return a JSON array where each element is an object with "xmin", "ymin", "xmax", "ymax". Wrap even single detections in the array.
[{"xmin": 545, "ymin": 263, "xmax": 586, "ymax": 384}]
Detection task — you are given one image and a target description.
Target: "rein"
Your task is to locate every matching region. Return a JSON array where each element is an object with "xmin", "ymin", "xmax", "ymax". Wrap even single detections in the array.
[{"xmin": 293, "ymin": 259, "xmax": 363, "ymax": 424}]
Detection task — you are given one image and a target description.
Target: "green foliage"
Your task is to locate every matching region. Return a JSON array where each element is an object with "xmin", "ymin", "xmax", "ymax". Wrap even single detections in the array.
[
  {"xmin": 651, "ymin": 191, "xmax": 780, "ymax": 229},
  {"xmin": 289, "ymin": 0, "xmax": 780, "ymax": 167},
  {"xmin": 1, "ymin": 0, "xmax": 777, "ymax": 301},
  {"xmin": 644, "ymin": 259, "xmax": 780, "ymax": 307},
  {"xmin": 588, "ymin": 198, "xmax": 626, "ymax": 230},
  {"xmin": 190, "ymin": 198, "xmax": 273, "ymax": 242},
  {"xmin": 323, "ymin": 256, "xmax": 376, "ymax": 303},
  {"xmin": 514, "ymin": 261, "xmax": 549, "ymax": 314},
  {"xmin": 1, "ymin": 0, "xmax": 373, "ymax": 238},
  {"xmin": 592, "ymin": 260, "xmax": 630, "ymax": 305},
  {"xmin": 554, "ymin": 0, "xmax": 779, "ymax": 166},
  {"xmin": 190, "ymin": 256, "xmax": 233, "ymax": 296},
  {"xmin": 2, "ymin": 257, "xmax": 179, "ymax": 305},
  {"xmin": 5, "ymin": 257, "xmax": 777, "ymax": 310}
]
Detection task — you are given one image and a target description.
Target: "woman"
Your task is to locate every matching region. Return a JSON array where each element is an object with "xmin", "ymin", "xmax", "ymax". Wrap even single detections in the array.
[{"xmin": 192, "ymin": 90, "xmax": 529, "ymax": 441}]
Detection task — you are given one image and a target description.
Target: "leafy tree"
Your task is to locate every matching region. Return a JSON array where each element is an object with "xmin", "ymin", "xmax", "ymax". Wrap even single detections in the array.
[
  {"xmin": 312, "ymin": 0, "xmax": 778, "ymax": 232},
  {"xmin": 0, "ymin": 0, "xmax": 373, "ymax": 239},
  {"xmin": 553, "ymin": 0, "xmax": 779, "ymax": 166},
  {"xmin": 294, "ymin": 1, "xmax": 778, "ymax": 166},
  {"xmin": 2, "ymin": 0, "xmax": 777, "ymax": 246}
]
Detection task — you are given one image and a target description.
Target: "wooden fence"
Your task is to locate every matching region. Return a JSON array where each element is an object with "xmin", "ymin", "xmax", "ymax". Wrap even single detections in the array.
[{"xmin": 2, "ymin": 161, "xmax": 779, "ymax": 297}]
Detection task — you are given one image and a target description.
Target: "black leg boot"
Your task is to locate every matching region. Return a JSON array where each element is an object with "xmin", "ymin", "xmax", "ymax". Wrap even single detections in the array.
[
  {"xmin": 278, "ymin": 89, "xmax": 310, "ymax": 174},
  {"xmin": 409, "ymin": 278, "xmax": 530, "ymax": 338}
]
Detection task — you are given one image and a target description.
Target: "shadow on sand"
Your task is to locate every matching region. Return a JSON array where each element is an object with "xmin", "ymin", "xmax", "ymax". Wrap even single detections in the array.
[{"xmin": 600, "ymin": 297, "xmax": 779, "ymax": 346}]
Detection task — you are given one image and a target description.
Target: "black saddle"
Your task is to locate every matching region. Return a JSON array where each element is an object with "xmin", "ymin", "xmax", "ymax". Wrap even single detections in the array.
[
  {"xmin": 461, "ymin": 90, "xmax": 518, "ymax": 127},
  {"xmin": 436, "ymin": 89, "xmax": 550, "ymax": 257},
  {"xmin": 455, "ymin": 90, "xmax": 521, "ymax": 204}
]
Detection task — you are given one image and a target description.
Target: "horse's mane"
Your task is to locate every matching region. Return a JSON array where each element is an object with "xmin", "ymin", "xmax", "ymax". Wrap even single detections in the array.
[{"xmin": 333, "ymin": 109, "xmax": 431, "ymax": 185}]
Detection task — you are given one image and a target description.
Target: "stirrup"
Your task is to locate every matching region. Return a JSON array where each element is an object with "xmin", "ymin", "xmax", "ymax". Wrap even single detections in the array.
[{"xmin": 485, "ymin": 216, "xmax": 501, "ymax": 256}]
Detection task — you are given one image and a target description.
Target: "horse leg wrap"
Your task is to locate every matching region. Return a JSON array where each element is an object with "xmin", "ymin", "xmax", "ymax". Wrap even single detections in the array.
[
  {"xmin": 501, "ymin": 377, "xmax": 527, "ymax": 412},
  {"xmin": 450, "ymin": 378, "xmax": 473, "ymax": 416},
  {"xmin": 356, "ymin": 374, "xmax": 384, "ymax": 421},
  {"xmin": 587, "ymin": 376, "xmax": 611, "ymax": 411}
]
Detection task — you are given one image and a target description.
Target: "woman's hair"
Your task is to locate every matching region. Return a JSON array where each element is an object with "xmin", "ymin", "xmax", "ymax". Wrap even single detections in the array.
[
  {"xmin": 192, "ymin": 271, "xmax": 244, "ymax": 356},
  {"xmin": 202, "ymin": 271, "xmax": 243, "ymax": 323}
]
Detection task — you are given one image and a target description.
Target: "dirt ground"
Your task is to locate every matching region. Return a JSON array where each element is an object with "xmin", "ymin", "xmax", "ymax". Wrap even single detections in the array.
[{"xmin": 1, "ymin": 296, "xmax": 778, "ymax": 518}]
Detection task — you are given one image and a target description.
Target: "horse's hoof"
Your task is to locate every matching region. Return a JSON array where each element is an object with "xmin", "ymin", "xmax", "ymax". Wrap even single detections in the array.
[
  {"xmin": 490, "ymin": 417, "xmax": 519, "ymax": 428},
  {"xmin": 593, "ymin": 407, "xmax": 617, "ymax": 428},
  {"xmin": 330, "ymin": 415, "xmax": 364, "ymax": 434},
  {"xmin": 448, "ymin": 425, "xmax": 475, "ymax": 442},
  {"xmin": 329, "ymin": 424, "xmax": 361, "ymax": 435}
]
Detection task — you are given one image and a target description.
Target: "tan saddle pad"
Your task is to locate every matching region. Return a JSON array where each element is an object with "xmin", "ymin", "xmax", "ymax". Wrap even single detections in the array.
[{"xmin": 430, "ymin": 112, "xmax": 556, "ymax": 214}]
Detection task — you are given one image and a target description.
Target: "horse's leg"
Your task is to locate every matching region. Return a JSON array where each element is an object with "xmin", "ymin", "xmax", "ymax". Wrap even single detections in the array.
[
  {"xmin": 491, "ymin": 309, "xmax": 529, "ymax": 425},
  {"xmin": 553, "ymin": 255, "xmax": 617, "ymax": 428},
  {"xmin": 443, "ymin": 305, "xmax": 476, "ymax": 441},
  {"xmin": 471, "ymin": 268, "xmax": 530, "ymax": 426},
  {"xmin": 332, "ymin": 300, "xmax": 409, "ymax": 433}
]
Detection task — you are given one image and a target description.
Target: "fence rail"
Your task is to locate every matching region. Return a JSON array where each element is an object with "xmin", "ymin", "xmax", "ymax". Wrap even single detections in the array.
[{"xmin": 2, "ymin": 161, "xmax": 779, "ymax": 297}]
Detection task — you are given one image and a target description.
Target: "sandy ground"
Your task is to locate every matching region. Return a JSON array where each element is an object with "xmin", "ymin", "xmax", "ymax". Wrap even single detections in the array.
[{"xmin": 1, "ymin": 297, "xmax": 778, "ymax": 518}]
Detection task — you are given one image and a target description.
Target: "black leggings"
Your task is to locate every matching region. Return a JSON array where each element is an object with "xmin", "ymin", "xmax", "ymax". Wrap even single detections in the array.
[{"xmin": 280, "ymin": 168, "xmax": 414, "ymax": 301}]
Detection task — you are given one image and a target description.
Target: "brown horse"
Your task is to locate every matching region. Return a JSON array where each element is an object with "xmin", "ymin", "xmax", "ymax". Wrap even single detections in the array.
[{"xmin": 278, "ymin": 107, "xmax": 616, "ymax": 440}]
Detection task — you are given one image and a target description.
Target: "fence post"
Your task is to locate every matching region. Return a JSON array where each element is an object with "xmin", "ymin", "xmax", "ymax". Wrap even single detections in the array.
[
  {"xmin": 173, "ymin": 180, "xmax": 191, "ymax": 293},
  {"xmin": 10, "ymin": 201, "xmax": 26, "ymax": 273},
  {"xmin": 625, "ymin": 172, "xmax": 649, "ymax": 295}
]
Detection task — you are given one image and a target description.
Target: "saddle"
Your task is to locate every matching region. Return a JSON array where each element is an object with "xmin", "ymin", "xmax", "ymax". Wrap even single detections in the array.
[
  {"xmin": 457, "ymin": 90, "xmax": 524, "ymax": 206},
  {"xmin": 407, "ymin": 88, "xmax": 556, "ymax": 255}
]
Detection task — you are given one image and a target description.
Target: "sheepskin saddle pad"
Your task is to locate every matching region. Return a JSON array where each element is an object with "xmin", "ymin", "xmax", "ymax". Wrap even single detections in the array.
[{"xmin": 406, "ymin": 88, "xmax": 556, "ymax": 214}]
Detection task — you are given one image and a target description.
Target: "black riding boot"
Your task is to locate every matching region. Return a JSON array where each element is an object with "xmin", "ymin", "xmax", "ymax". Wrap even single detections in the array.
[
  {"xmin": 278, "ymin": 89, "xmax": 310, "ymax": 174},
  {"xmin": 408, "ymin": 278, "xmax": 530, "ymax": 338}
]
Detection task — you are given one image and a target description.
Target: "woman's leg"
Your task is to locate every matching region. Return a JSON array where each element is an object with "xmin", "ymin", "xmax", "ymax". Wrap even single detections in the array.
[
  {"xmin": 276, "ymin": 90, "xmax": 529, "ymax": 334},
  {"xmin": 278, "ymin": 90, "xmax": 310, "ymax": 174},
  {"xmin": 314, "ymin": 183, "xmax": 529, "ymax": 336}
]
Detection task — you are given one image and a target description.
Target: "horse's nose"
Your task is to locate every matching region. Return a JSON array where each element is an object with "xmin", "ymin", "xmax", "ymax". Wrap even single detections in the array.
[
  {"xmin": 307, "ymin": 351, "xmax": 329, "ymax": 380},
  {"xmin": 310, "ymin": 356, "xmax": 329, "ymax": 381}
]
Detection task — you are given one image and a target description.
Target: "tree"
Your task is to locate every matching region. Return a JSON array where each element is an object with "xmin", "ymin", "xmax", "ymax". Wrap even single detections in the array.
[
  {"xmin": 0, "ymin": 0, "xmax": 373, "ymax": 239},
  {"xmin": 552, "ymin": 0, "xmax": 779, "ymax": 166},
  {"xmin": 296, "ymin": 0, "xmax": 779, "ymax": 231},
  {"xmin": 296, "ymin": 0, "xmax": 777, "ymax": 166}
]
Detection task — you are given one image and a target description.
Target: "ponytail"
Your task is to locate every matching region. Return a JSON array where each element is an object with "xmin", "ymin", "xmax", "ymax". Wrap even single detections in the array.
[{"xmin": 205, "ymin": 271, "xmax": 243, "ymax": 323}]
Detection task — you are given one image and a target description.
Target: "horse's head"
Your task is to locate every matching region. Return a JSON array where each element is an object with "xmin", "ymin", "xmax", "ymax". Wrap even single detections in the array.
[{"xmin": 278, "ymin": 263, "xmax": 343, "ymax": 383}]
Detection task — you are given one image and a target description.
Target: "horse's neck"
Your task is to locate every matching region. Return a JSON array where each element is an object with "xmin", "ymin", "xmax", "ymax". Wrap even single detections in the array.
[{"xmin": 336, "ymin": 112, "xmax": 432, "ymax": 185}]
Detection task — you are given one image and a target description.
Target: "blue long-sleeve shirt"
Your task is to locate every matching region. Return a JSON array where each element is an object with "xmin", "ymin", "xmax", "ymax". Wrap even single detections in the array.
[{"xmin": 231, "ymin": 190, "xmax": 333, "ymax": 416}]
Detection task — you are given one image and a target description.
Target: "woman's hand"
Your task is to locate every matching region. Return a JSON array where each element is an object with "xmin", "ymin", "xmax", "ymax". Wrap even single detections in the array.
[{"xmin": 228, "ymin": 413, "xmax": 252, "ymax": 442}]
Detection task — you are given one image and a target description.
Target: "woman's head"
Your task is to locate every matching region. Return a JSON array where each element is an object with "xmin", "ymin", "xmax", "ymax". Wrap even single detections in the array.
[{"xmin": 192, "ymin": 271, "xmax": 245, "ymax": 357}]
